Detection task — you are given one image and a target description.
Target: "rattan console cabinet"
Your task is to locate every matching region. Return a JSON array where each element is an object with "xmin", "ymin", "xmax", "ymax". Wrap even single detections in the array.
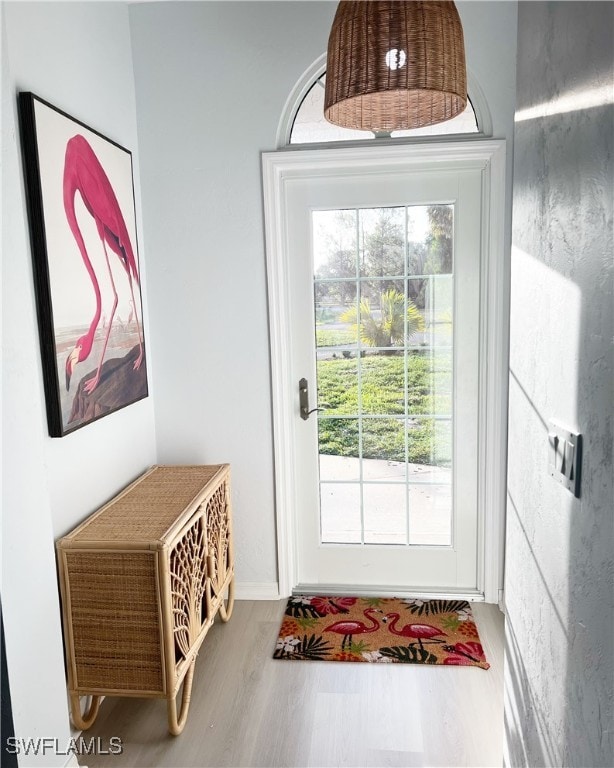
[{"xmin": 56, "ymin": 464, "xmax": 234, "ymax": 736}]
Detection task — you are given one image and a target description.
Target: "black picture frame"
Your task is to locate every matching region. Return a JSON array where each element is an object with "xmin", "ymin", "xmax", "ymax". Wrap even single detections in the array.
[{"xmin": 18, "ymin": 93, "xmax": 148, "ymax": 437}]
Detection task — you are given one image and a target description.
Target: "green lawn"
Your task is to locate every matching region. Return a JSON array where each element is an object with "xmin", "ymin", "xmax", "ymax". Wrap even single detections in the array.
[
  {"xmin": 315, "ymin": 328, "xmax": 357, "ymax": 347},
  {"xmin": 316, "ymin": 352, "xmax": 452, "ymax": 465}
]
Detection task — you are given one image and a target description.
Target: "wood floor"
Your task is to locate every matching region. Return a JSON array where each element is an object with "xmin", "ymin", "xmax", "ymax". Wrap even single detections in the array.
[{"xmin": 81, "ymin": 600, "xmax": 504, "ymax": 768}]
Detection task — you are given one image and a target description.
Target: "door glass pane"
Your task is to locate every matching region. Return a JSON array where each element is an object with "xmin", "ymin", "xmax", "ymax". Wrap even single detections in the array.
[
  {"xmin": 318, "ymin": 418, "xmax": 359, "ymax": 481},
  {"xmin": 408, "ymin": 484, "xmax": 452, "ymax": 546},
  {"xmin": 312, "ymin": 205, "xmax": 454, "ymax": 549},
  {"xmin": 358, "ymin": 279, "xmax": 407, "ymax": 350},
  {"xmin": 359, "ymin": 208, "xmax": 405, "ymax": 278},
  {"xmin": 407, "ymin": 349, "xmax": 453, "ymax": 415},
  {"xmin": 313, "ymin": 209, "xmax": 357, "ymax": 278},
  {"xmin": 430, "ymin": 348, "xmax": 454, "ymax": 414},
  {"xmin": 364, "ymin": 484, "xmax": 407, "ymax": 544},
  {"xmin": 361, "ymin": 352, "xmax": 405, "ymax": 415},
  {"xmin": 362, "ymin": 417, "xmax": 405, "ymax": 463},
  {"xmin": 315, "ymin": 289, "xmax": 358, "ymax": 348},
  {"xmin": 407, "ymin": 205, "xmax": 453, "ymax": 276},
  {"xmin": 361, "ymin": 456, "xmax": 405, "ymax": 482},
  {"xmin": 406, "ymin": 419, "xmax": 452, "ymax": 546},
  {"xmin": 320, "ymin": 483, "xmax": 361, "ymax": 544},
  {"xmin": 406, "ymin": 419, "xmax": 452, "ymax": 477},
  {"xmin": 316, "ymin": 351, "xmax": 358, "ymax": 414},
  {"xmin": 422, "ymin": 275, "xmax": 453, "ymax": 347}
]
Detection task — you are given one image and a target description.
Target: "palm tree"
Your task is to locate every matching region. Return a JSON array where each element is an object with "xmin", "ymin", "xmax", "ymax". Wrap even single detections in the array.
[{"xmin": 340, "ymin": 288, "xmax": 424, "ymax": 348}]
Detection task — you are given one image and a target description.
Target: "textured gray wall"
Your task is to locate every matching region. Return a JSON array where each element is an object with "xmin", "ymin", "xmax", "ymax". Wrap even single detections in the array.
[{"xmin": 505, "ymin": 3, "xmax": 613, "ymax": 766}]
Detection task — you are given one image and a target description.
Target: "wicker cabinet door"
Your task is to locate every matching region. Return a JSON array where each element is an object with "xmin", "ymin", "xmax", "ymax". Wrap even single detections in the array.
[
  {"xmin": 204, "ymin": 479, "xmax": 233, "ymax": 609},
  {"xmin": 169, "ymin": 513, "xmax": 208, "ymax": 667}
]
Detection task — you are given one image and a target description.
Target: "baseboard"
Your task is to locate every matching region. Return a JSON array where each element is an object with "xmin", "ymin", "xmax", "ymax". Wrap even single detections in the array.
[
  {"xmin": 498, "ymin": 588, "xmax": 506, "ymax": 614},
  {"xmin": 234, "ymin": 581, "xmax": 280, "ymax": 600},
  {"xmin": 502, "ymin": 729, "xmax": 510, "ymax": 768}
]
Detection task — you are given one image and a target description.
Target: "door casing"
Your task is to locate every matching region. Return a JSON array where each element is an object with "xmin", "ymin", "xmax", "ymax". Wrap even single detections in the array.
[{"xmin": 262, "ymin": 140, "xmax": 507, "ymax": 602}]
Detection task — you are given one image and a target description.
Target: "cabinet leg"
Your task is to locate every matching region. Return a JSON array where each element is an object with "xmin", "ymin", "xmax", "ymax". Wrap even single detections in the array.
[
  {"xmin": 167, "ymin": 659, "xmax": 196, "ymax": 736},
  {"xmin": 69, "ymin": 694, "xmax": 101, "ymax": 730},
  {"xmin": 218, "ymin": 575, "xmax": 235, "ymax": 623}
]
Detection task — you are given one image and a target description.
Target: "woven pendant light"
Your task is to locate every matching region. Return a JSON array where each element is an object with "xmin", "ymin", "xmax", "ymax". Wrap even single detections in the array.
[{"xmin": 324, "ymin": 0, "xmax": 467, "ymax": 132}]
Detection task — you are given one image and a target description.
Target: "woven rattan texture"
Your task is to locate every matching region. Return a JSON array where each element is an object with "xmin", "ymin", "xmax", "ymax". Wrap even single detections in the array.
[
  {"xmin": 67, "ymin": 465, "xmax": 224, "ymax": 544},
  {"xmin": 66, "ymin": 551, "xmax": 164, "ymax": 692},
  {"xmin": 324, "ymin": 0, "xmax": 467, "ymax": 131}
]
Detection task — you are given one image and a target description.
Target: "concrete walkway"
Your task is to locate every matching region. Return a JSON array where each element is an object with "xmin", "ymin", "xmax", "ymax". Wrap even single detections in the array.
[{"xmin": 319, "ymin": 455, "xmax": 452, "ymax": 546}]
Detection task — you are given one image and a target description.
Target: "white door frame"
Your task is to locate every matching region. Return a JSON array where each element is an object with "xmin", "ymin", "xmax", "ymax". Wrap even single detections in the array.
[{"xmin": 262, "ymin": 140, "xmax": 507, "ymax": 603}]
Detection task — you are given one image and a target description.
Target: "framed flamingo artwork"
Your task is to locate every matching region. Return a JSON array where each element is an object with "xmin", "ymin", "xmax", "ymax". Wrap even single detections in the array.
[{"xmin": 18, "ymin": 93, "xmax": 148, "ymax": 437}]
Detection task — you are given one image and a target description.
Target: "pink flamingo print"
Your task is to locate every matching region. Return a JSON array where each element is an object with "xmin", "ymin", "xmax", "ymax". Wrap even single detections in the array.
[
  {"xmin": 382, "ymin": 613, "xmax": 446, "ymax": 651},
  {"xmin": 63, "ymin": 134, "xmax": 143, "ymax": 394},
  {"xmin": 323, "ymin": 608, "xmax": 382, "ymax": 650}
]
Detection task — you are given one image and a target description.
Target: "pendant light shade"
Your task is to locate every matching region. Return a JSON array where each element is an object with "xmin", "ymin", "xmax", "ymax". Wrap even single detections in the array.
[{"xmin": 324, "ymin": 1, "xmax": 467, "ymax": 132}]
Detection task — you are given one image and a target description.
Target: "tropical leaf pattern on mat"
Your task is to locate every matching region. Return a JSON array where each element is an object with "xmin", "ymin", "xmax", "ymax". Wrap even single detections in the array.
[
  {"xmin": 274, "ymin": 633, "xmax": 333, "ymax": 660},
  {"xmin": 403, "ymin": 599, "xmax": 470, "ymax": 616},
  {"xmin": 284, "ymin": 597, "xmax": 324, "ymax": 618},
  {"xmin": 379, "ymin": 645, "xmax": 438, "ymax": 664},
  {"xmin": 296, "ymin": 616, "xmax": 320, "ymax": 630},
  {"xmin": 273, "ymin": 596, "xmax": 490, "ymax": 669},
  {"xmin": 285, "ymin": 595, "xmax": 361, "ymax": 618}
]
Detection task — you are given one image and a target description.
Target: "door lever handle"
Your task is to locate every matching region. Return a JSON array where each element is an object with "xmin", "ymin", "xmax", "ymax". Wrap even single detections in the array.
[{"xmin": 299, "ymin": 378, "xmax": 322, "ymax": 420}]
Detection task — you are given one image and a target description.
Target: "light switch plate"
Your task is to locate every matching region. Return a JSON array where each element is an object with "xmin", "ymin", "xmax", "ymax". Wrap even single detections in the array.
[{"xmin": 548, "ymin": 420, "xmax": 582, "ymax": 498}]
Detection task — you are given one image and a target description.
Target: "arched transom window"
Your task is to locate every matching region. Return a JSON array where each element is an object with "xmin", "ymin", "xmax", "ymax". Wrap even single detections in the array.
[{"xmin": 290, "ymin": 72, "xmax": 481, "ymax": 145}]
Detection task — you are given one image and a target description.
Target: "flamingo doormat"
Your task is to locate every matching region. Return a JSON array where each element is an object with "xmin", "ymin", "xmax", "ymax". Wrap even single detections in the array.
[{"xmin": 273, "ymin": 596, "xmax": 490, "ymax": 668}]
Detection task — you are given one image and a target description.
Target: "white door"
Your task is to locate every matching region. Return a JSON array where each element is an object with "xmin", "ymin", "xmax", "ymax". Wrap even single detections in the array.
[{"xmin": 263, "ymin": 142, "xmax": 507, "ymax": 598}]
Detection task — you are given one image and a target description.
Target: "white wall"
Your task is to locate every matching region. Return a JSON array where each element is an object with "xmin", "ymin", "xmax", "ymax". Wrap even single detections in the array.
[
  {"xmin": 129, "ymin": 0, "xmax": 518, "ymax": 595},
  {"xmin": 2, "ymin": 2, "xmax": 156, "ymax": 764},
  {"xmin": 504, "ymin": 3, "xmax": 614, "ymax": 766}
]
